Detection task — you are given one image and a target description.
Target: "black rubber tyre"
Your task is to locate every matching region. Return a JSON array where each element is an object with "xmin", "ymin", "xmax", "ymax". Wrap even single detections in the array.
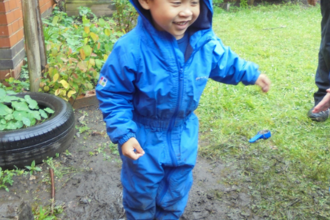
[{"xmin": 0, "ymin": 92, "xmax": 75, "ymax": 169}]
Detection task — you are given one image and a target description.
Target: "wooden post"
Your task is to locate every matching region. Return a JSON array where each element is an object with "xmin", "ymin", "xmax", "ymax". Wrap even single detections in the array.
[
  {"xmin": 35, "ymin": 0, "xmax": 47, "ymax": 71},
  {"xmin": 22, "ymin": 0, "xmax": 41, "ymax": 92}
]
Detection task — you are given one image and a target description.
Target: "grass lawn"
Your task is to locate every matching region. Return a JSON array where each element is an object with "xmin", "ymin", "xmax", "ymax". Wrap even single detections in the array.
[{"xmin": 197, "ymin": 3, "xmax": 330, "ymax": 219}]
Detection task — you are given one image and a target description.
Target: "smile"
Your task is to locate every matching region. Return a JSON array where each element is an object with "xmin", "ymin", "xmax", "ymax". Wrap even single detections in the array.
[{"xmin": 174, "ymin": 21, "xmax": 189, "ymax": 26}]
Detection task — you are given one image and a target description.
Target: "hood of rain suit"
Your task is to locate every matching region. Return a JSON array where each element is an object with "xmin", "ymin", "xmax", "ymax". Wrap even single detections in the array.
[{"xmin": 96, "ymin": 0, "xmax": 260, "ymax": 145}]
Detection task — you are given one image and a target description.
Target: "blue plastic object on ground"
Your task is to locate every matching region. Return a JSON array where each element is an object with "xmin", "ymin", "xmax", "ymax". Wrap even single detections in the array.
[{"xmin": 249, "ymin": 130, "xmax": 271, "ymax": 143}]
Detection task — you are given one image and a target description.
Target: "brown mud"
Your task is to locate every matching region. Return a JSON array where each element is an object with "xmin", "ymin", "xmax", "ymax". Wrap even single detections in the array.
[{"xmin": 0, "ymin": 106, "xmax": 258, "ymax": 220}]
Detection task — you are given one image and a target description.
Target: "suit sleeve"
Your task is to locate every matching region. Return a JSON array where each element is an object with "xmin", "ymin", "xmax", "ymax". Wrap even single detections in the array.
[
  {"xmin": 96, "ymin": 43, "xmax": 138, "ymax": 145},
  {"xmin": 209, "ymin": 37, "xmax": 260, "ymax": 85}
]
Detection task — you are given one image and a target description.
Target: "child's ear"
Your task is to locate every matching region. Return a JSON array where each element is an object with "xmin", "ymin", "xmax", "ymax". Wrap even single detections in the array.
[{"xmin": 138, "ymin": 0, "xmax": 151, "ymax": 10}]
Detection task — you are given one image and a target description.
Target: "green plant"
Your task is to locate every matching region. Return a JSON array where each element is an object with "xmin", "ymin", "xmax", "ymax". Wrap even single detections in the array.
[
  {"xmin": 77, "ymin": 6, "xmax": 97, "ymax": 21},
  {"xmin": 0, "ymin": 87, "xmax": 54, "ymax": 131},
  {"xmin": 3, "ymin": 62, "xmax": 30, "ymax": 93},
  {"xmin": 240, "ymin": 0, "xmax": 248, "ymax": 8},
  {"xmin": 25, "ymin": 160, "xmax": 42, "ymax": 175},
  {"xmin": 213, "ymin": 0, "xmax": 224, "ymax": 7},
  {"xmin": 112, "ymin": 0, "xmax": 138, "ymax": 32},
  {"xmin": 64, "ymin": 149, "xmax": 72, "ymax": 156},
  {"xmin": 76, "ymin": 110, "xmax": 90, "ymax": 134},
  {"xmin": 0, "ymin": 168, "xmax": 16, "ymax": 192},
  {"xmin": 39, "ymin": 7, "xmax": 124, "ymax": 101},
  {"xmin": 33, "ymin": 205, "xmax": 55, "ymax": 220}
]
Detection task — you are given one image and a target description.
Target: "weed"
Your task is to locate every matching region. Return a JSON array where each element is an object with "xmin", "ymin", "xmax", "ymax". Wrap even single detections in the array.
[
  {"xmin": 25, "ymin": 160, "xmax": 42, "ymax": 175},
  {"xmin": 0, "ymin": 168, "xmax": 16, "ymax": 192},
  {"xmin": 77, "ymin": 111, "xmax": 90, "ymax": 134},
  {"xmin": 64, "ymin": 149, "xmax": 72, "ymax": 156},
  {"xmin": 111, "ymin": 0, "xmax": 138, "ymax": 32},
  {"xmin": 33, "ymin": 202, "xmax": 65, "ymax": 220}
]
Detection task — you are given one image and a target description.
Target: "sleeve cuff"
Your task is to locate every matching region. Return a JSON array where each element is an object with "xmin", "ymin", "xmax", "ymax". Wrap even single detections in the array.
[{"xmin": 118, "ymin": 133, "xmax": 136, "ymax": 145}]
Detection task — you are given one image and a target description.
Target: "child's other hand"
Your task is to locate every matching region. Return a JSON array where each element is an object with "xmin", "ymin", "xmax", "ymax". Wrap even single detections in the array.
[
  {"xmin": 121, "ymin": 137, "xmax": 145, "ymax": 160},
  {"xmin": 255, "ymin": 74, "xmax": 271, "ymax": 93}
]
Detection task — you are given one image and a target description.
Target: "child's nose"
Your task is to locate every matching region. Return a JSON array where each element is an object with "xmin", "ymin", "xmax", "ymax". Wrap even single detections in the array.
[{"xmin": 179, "ymin": 8, "xmax": 193, "ymax": 17}]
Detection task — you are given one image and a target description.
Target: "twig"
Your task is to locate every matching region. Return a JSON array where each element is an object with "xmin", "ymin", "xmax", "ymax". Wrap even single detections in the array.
[
  {"xmin": 263, "ymin": 26, "xmax": 286, "ymax": 30},
  {"xmin": 50, "ymin": 168, "xmax": 55, "ymax": 215},
  {"xmin": 287, "ymin": 198, "xmax": 301, "ymax": 207}
]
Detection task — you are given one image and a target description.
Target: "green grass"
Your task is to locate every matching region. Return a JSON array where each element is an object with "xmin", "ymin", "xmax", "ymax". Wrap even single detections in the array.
[{"xmin": 197, "ymin": 4, "xmax": 330, "ymax": 219}]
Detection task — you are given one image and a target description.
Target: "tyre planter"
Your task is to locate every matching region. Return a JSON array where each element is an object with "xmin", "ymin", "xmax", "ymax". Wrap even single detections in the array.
[{"xmin": 0, "ymin": 92, "xmax": 75, "ymax": 169}]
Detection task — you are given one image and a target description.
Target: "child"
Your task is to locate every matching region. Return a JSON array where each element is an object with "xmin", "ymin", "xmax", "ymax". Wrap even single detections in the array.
[{"xmin": 96, "ymin": 0, "xmax": 271, "ymax": 218}]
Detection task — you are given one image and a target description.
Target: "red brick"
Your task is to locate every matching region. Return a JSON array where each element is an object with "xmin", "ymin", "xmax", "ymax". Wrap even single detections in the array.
[
  {"xmin": 0, "ymin": 1, "xmax": 9, "ymax": 12},
  {"xmin": 8, "ymin": 0, "xmax": 16, "ymax": 11},
  {"xmin": 16, "ymin": 0, "xmax": 21, "ymax": 9},
  {"xmin": 13, "ymin": 7, "xmax": 21, "ymax": 18},
  {"xmin": 0, "ymin": 26, "xmax": 21, "ymax": 47},
  {"xmin": 0, "ymin": 9, "xmax": 18, "ymax": 25},
  {"xmin": 0, "ymin": 69, "xmax": 11, "ymax": 79},
  {"xmin": 0, "ymin": 60, "xmax": 23, "ymax": 80},
  {"xmin": 0, "ymin": 13, "xmax": 7, "ymax": 24},
  {"xmin": 15, "ymin": 27, "xmax": 22, "ymax": 42},
  {"xmin": 40, "ymin": 4, "xmax": 46, "ymax": 14},
  {"xmin": 0, "ymin": 37, "xmax": 10, "ymax": 47},
  {"xmin": 0, "ymin": 25, "xmax": 9, "ymax": 36},
  {"xmin": 39, "ymin": 0, "xmax": 45, "ymax": 7},
  {"xmin": 11, "ymin": 18, "xmax": 18, "ymax": 32},
  {"xmin": 17, "ymin": 17, "xmax": 22, "ymax": 27}
]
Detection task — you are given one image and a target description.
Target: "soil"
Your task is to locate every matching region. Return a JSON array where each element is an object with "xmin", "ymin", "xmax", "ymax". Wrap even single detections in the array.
[{"xmin": 0, "ymin": 105, "xmax": 257, "ymax": 220}]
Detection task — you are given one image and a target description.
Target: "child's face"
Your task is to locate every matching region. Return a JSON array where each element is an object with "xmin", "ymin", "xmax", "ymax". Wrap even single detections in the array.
[{"xmin": 139, "ymin": 0, "xmax": 200, "ymax": 39}]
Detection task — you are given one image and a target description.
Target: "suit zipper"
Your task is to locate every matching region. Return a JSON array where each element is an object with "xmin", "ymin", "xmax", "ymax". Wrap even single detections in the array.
[{"xmin": 157, "ymin": 39, "xmax": 211, "ymax": 217}]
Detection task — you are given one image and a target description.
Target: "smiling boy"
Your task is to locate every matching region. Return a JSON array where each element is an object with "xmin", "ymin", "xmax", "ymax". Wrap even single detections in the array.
[{"xmin": 96, "ymin": 0, "xmax": 270, "ymax": 219}]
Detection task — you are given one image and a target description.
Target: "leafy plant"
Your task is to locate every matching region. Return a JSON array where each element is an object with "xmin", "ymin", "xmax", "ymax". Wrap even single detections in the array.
[
  {"xmin": 112, "ymin": 0, "xmax": 138, "ymax": 32},
  {"xmin": 213, "ymin": 0, "xmax": 224, "ymax": 7},
  {"xmin": 240, "ymin": 0, "xmax": 248, "ymax": 8},
  {"xmin": 39, "ymin": 7, "xmax": 124, "ymax": 101},
  {"xmin": 25, "ymin": 160, "xmax": 42, "ymax": 175},
  {"xmin": 3, "ymin": 66, "xmax": 30, "ymax": 93},
  {"xmin": 77, "ymin": 6, "xmax": 97, "ymax": 21},
  {"xmin": 33, "ymin": 205, "xmax": 55, "ymax": 220},
  {"xmin": 0, "ymin": 168, "xmax": 16, "ymax": 192},
  {"xmin": 0, "ymin": 87, "xmax": 54, "ymax": 131},
  {"xmin": 64, "ymin": 149, "xmax": 72, "ymax": 156},
  {"xmin": 76, "ymin": 110, "xmax": 90, "ymax": 134}
]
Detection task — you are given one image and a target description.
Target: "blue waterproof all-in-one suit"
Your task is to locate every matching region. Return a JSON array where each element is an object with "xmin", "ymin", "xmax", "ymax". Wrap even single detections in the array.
[{"xmin": 96, "ymin": 0, "xmax": 261, "ymax": 219}]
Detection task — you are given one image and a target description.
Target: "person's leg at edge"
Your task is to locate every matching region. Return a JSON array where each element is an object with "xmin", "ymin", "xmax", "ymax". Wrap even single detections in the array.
[{"xmin": 309, "ymin": 0, "xmax": 330, "ymax": 121}]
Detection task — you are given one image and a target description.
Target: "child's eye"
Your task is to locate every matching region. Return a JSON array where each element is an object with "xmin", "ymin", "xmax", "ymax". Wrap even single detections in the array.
[
  {"xmin": 173, "ymin": 1, "xmax": 181, "ymax": 5},
  {"xmin": 191, "ymin": 1, "xmax": 199, "ymax": 5}
]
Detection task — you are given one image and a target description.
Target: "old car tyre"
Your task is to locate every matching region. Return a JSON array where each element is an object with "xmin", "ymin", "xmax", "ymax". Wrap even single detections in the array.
[{"xmin": 0, "ymin": 92, "xmax": 75, "ymax": 169}]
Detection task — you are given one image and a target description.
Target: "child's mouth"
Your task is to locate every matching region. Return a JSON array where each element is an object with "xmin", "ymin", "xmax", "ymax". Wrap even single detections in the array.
[{"xmin": 173, "ymin": 21, "xmax": 189, "ymax": 29}]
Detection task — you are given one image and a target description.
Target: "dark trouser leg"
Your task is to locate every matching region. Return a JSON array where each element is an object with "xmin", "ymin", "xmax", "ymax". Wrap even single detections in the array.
[{"xmin": 314, "ymin": 0, "xmax": 330, "ymax": 104}]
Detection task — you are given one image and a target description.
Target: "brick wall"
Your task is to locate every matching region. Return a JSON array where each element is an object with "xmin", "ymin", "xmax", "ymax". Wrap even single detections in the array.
[{"xmin": 0, "ymin": 0, "xmax": 54, "ymax": 80}]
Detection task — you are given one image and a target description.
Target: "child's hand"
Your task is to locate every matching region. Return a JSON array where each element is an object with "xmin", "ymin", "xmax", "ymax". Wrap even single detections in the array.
[
  {"xmin": 121, "ymin": 137, "xmax": 145, "ymax": 160},
  {"xmin": 255, "ymin": 74, "xmax": 271, "ymax": 93}
]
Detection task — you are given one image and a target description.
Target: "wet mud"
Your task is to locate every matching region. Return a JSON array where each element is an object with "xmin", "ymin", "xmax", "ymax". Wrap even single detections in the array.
[{"xmin": 0, "ymin": 106, "xmax": 257, "ymax": 220}]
